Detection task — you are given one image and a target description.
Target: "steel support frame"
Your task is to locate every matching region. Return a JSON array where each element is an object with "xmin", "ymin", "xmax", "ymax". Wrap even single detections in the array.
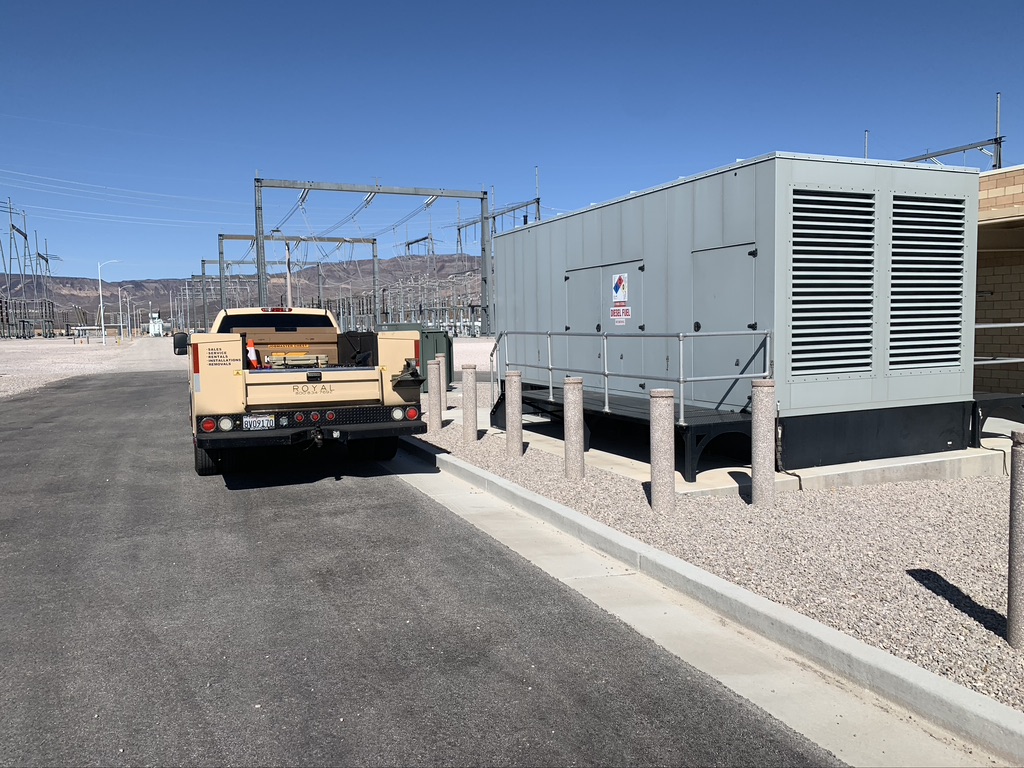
[
  {"xmin": 254, "ymin": 178, "xmax": 491, "ymax": 333},
  {"xmin": 218, "ymin": 233, "xmax": 374, "ymax": 317}
]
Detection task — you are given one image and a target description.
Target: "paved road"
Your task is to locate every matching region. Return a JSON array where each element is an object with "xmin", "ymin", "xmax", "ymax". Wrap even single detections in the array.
[{"xmin": 0, "ymin": 371, "xmax": 842, "ymax": 766}]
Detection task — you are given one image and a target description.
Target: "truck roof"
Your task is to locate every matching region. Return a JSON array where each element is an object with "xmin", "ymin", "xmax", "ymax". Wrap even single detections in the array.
[
  {"xmin": 219, "ymin": 306, "xmax": 332, "ymax": 316},
  {"xmin": 211, "ymin": 307, "xmax": 337, "ymax": 333}
]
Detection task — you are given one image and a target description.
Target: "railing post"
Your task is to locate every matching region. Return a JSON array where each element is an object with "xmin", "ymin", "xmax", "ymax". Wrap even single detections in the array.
[
  {"xmin": 547, "ymin": 332, "xmax": 553, "ymax": 399},
  {"xmin": 650, "ymin": 388, "xmax": 676, "ymax": 514},
  {"xmin": 1009, "ymin": 431, "xmax": 1024, "ymax": 648},
  {"xmin": 427, "ymin": 360, "xmax": 442, "ymax": 436},
  {"xmin": 506, "ymin": 371, "xmax": 523, "ymax": 458},
  {"xmin": 750, "ymin": 379, "xmax": 776, "ymax": 507},
  {"xmin": 678, "ymin": 334, "xmax": 686, "ymax": 426},
  {"xmin": 602, "ymin": 333, "xmax": 609, "ymax": 412},
  {"xmin": 436, "ymin": 352, "xmax": 448, "ymax": 412},
  {"xmin": 462, "ymin": 364, "xmax": 478, "ymax": 444},
  {"xmin": 564, "ymin": 376, "xmax": 585, "ymax": 480}
]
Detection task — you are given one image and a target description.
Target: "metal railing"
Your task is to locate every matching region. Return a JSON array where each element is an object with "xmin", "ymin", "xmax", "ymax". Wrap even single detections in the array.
[
  {"xmin": 489, "ymin": 328, "xmax": 772, "ymax": 426},
  {"xmin": 975, "ymin": 322, "xmax": 1024, "ymax": 367}
]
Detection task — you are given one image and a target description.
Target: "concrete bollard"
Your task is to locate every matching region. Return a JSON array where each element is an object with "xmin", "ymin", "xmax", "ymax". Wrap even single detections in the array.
[
  {"xmin": 564, "ymin": 377, "xmax": 585, "ymax": 480},
  {"xmin": 505, "ymin": 371, "xmax": 523, "ymax": 458},
  {"xmin": 462, "ymin": 364, "xmax": 478, "ymax": 444},
  {"xmin": 427, "ymin": 360, "xmax": 442, "ymax": 436},
  {"xmin": 650, "ymin": 389, "xmax": 676, "ymax": 514},
  {"xmin": 1009, "ymin": 431, "xmax": 1024, "ymax": 648},
  {"xmin": 750, "ymin": 378, "xmax": 776, "ymax": 508},
  {"xmin": 437, "ymin": 353, "xmax": 448, "ymax": 412}
]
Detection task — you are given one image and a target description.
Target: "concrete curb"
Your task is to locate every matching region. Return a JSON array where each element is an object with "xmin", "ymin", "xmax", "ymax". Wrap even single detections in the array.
[{"xmin": 399, "ymin": 437, "xmax": 1024, "ymax": 764}]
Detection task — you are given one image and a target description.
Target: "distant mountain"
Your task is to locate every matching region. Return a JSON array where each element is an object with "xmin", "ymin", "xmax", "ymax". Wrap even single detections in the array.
[{"xmin": 2, "ymin": 253, "xmax": 481, "ymax": 332}]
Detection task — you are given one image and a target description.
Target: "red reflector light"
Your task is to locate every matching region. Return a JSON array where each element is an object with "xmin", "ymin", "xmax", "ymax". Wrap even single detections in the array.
[
  {"xmin": 200, "ymin": 417, "xmax": 216, "ymax": 433},
  {"xmin": 294, "ymin": 413, "xmax": 305, "ymax": 423},
  {"xmin": 405, "ymin": 406, "xmax": 419, "ymax": 420},
  {"xmin": 325, "ymin": 411, "xmax": 336, "ymax": 421},
  {"xmin": 310, "ymin": 412, "xmax": 321, "ymax": 422}
]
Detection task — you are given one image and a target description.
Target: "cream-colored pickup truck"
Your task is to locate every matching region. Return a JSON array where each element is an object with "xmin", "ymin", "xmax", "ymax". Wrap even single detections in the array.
[{"xmin": 173, "ymin": 307, "xmax": 425, "ymax": 475}]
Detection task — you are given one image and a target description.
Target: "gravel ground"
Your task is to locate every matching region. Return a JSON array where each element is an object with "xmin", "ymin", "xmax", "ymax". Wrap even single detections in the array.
[
  {"xmin": 4, "ymin": 335, "xmax": 1023, "ymax": 713},
  {"xmin": 0, "ymin": 335, "xmax": 185, "ymax": 400},
  {"xmin": 434, "ymin": 338, "xmax": 1024, "ymax": 714}
]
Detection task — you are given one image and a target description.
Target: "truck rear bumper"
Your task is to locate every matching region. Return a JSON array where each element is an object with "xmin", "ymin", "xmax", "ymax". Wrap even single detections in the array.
[{"xmin": 196, "ymin": 420, "xmax": 425, "ymax": 450}]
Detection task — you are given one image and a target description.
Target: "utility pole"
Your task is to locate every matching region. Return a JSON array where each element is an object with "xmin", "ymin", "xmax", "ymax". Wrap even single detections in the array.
[
  {"xmin": 284, "ymin": 238, "xmax": 293, "ymax": 308},
  {"xmin": 97, "ymin": 260, "xmax": 119, "ymax": 346}
]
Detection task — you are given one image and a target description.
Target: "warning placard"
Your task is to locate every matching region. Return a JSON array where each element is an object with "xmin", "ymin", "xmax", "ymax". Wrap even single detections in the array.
[
  {"xmin": 610, "ymin": 306, "xmax": 631, "ymax": 320},
  {"xmin": 612, "ymin": 273, "xmax": 628, "ymax": 303}
]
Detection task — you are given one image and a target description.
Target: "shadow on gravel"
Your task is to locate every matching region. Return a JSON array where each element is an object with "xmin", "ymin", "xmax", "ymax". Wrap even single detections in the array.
[
  {"xmin": 220, "ymin": 444, "xmax": 412, "ymax": 490},
  {"xmin": 907, "ymin": 568, "xmax": 1007, "ymax": 638}
]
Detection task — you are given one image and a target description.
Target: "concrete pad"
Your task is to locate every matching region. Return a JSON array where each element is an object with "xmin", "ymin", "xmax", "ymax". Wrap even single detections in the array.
[{"xmin": 450, "ymin": 403, "xmax": 1018, "ymax": 497}]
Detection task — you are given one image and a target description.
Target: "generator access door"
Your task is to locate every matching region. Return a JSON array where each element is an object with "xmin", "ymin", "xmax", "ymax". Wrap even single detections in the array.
[
  {"xmin": 565, "ymin": 260, "xmax": 645, "ymax": 393},
  {"xmin": 689, "ymin": 244, "xmax": 757, "ymax": 410}
]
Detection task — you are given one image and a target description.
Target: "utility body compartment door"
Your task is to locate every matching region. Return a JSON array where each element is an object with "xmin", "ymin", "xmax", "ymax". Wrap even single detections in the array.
[
  {"xmin": 190, "ymin": 333, "xmax": 245, "ymax": 416},
  {"xmin": 245, "ymin": 369, "xmax": 383, "ymax": 407}
]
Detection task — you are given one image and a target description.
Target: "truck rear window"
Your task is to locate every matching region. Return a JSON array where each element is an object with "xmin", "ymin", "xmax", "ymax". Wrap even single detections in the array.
[{"xmin": 216, "ymin": 313, "xmax": 334, "ymax": 333}]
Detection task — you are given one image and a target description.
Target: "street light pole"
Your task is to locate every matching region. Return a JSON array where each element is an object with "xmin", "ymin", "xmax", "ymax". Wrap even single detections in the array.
[{"xmin": 97, "ymin": 260, "xmax": 119, "ymax": 346}]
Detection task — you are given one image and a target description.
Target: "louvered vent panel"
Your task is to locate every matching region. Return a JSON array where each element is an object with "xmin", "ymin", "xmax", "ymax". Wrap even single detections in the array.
[
  {"xmin": 790, "ymin": 189, "xmax": 875, "ymax": 376},
  {"xmin": 889, "ymin": 196, "xmax": 965, "ymax": 370}
]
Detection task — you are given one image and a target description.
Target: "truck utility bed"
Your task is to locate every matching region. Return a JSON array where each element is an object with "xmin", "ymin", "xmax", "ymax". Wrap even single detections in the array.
[{"xmin": 175, "ymin": 307, "xmax": 425, "ymax": 475}]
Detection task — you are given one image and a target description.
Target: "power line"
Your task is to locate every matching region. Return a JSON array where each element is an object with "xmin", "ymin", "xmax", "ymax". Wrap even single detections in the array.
[
  {"xmin": 0, "ymin": 167, "xmax": 249, "ymax": 206},
  {"xmin": 0, "ymin": 177, "xmax": 246, "ymax": 215},
  {"xmin": 367, "ymin": 196, "xmax": 438, "ymax": 238},
  {"xmin": 21, "ymin": 204, "xmax": 249, "ymax": 227}
]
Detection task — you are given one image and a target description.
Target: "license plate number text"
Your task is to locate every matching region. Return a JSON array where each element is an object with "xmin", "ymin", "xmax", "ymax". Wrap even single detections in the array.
[{"xmin": 243, "ymin": 414, "xmax": 276, "ymax": 430}]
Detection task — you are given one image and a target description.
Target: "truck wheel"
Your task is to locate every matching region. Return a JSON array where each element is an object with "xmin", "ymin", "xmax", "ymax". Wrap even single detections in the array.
[
  {"xmin": 194, "ymin": 445, "xmax": 221, "ymax": 476},
  {"xmin": 359, "ymin": 436, "xmax": 399, "ymax": 461}
]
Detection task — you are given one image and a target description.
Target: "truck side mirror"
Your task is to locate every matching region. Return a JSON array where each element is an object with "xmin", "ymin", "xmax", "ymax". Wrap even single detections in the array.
[{"xmin": 172, "ymin": 331, "xmax": 189, "ymax": 356}]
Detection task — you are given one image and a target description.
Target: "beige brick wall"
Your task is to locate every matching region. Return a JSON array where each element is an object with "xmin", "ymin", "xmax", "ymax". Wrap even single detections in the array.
[
  {"xmin": 974, "ymin": 250, "xmax": 1024, "ymax": 393},
  {"xmin": 974, "ymin": 167, "xmax": 1024, "ymax": 392},
  {"xmin": 980, "ymin": 167, "xmax": 1024, "ymax": 214}
]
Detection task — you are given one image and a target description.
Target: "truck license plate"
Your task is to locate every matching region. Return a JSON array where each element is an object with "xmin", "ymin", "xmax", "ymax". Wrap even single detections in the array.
[{"xmin": 243, "ymin": 414, "xmax": 276, "ymax": 430}]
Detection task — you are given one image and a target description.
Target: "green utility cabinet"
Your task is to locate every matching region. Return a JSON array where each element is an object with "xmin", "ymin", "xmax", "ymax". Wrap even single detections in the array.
[{"xmin": 378, "ymin": 323, "xmax": 453, "ymax": 392}]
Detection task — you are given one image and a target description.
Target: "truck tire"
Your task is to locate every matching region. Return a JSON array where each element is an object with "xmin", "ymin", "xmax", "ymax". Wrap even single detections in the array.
[
  {"xmin": 194, "ymin": 445, "xmax": 220, "ymax": 476},
  {"xmin": 358, "ymin": 436, "xmax": 399, "ymax": 462}
]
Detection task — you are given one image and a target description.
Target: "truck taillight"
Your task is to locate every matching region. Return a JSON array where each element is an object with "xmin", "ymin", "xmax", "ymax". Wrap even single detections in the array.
[
  {"xmin": 200, "ymin": 417, "xmax": 216, "ymax": 433},
  {"xmin": 405, "ymin": 406, "xmax": 419, "ymax": 420},
  {"xmin": 310, "ymin": 412, "xmax": 321, "ymax": 422}
]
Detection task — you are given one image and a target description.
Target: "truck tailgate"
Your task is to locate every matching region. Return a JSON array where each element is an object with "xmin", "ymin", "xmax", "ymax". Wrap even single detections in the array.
[{"xmin": 244, "ymin": 368, "xmax": 383, "ymax": 407}]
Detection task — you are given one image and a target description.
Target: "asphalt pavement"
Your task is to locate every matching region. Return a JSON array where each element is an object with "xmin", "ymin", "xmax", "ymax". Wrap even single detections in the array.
[{"xmin": 0, "ymin": 371, "xmax": 842, "ymax": 766}]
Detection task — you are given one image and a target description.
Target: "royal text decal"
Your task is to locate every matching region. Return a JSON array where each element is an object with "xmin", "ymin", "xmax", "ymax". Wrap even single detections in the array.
[{"xmin": 292, "ymin": 384, "xmax": 336, "ymax": 395}]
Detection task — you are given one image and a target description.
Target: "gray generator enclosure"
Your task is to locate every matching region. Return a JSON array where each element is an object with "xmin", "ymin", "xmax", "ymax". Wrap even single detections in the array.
[{"xmin": 492, "ymin": 153, "xmax": 979, "ymax": 476}]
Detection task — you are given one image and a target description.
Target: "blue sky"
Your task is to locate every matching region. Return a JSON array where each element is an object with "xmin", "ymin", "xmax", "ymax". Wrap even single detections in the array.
[{"xmin": 1, "ymin": 0, "xmax": 1021, "ymax": 282}]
